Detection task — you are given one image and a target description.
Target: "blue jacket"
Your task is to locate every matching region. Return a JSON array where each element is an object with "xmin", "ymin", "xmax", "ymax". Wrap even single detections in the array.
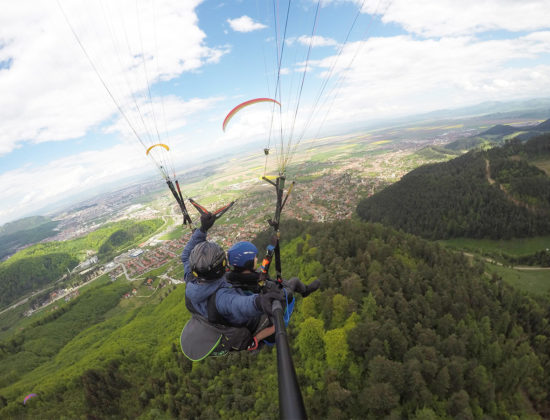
[{"xmin": 181, "ymin": 229, "xmax": 263, "ymax": 326}]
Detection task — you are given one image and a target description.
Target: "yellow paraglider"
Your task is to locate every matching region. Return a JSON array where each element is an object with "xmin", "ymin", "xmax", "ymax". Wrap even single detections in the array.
[{"xmin": 145, "ymin": 143, "xmax": 170, "ymax": 155}]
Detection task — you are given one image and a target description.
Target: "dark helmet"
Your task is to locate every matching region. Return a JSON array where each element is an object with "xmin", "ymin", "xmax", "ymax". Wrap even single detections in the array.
[
  {"xmin": 189, "ymin": 241, "xmax": 227, "ymax": 280},
  {"xmin": 227, "ymin": 241, "xmax": 258, "ymax": 271}
]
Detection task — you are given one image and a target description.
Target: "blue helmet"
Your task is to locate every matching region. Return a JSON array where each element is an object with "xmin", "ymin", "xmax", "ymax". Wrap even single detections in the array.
[{"xmin": 227, "ymin": 241, "xmax": 258, "ymax": 271}]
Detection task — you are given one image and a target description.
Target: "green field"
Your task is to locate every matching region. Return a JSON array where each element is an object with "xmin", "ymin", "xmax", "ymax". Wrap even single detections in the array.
[
  {"xmin": 486, "ymin": 264, "xmax": 550, "ymax": 296},
  {"xmin": 442, "ymin": 237, "xmax": 550, "ymax": 295},
  {"xmin": 531, "ymin": 157, "xmax": 550, "ymax": 175},
  {"xmin": 441, "ymin": 236, "xmax": 550, "ymax": 257},
  {"xmin": 160, "ymin": 225, "xmax": 184, "ymax": 240}
]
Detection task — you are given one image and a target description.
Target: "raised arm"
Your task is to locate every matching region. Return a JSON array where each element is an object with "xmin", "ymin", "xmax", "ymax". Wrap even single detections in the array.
[
  {"xmin": 181, "ymin": 213, "xmax": 216, "ymax": 282},
  {"xmin": 181, "ymin": 229, "xmax": 207, "ymax": 282}
]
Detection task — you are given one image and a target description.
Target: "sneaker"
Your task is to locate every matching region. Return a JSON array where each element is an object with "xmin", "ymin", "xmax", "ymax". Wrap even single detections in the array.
[{"xmin": 302, "ymin": 279, "xmax": 320, "ymax": 297}]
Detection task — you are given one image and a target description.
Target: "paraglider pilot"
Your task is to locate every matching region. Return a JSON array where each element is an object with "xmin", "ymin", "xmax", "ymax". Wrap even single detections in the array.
[{"xmin": 180, "ymin": 213, "xmax": 319, "ymax": 359}]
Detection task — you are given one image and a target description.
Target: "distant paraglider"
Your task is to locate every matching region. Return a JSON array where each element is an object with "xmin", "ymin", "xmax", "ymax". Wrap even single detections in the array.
[
  {"xmin": 222, "ymin": 98, "xmax": 281, "ymax": 132},
  {"xmin": 145, "ymin": 143, "xmax": 170, "ymax": 155},
  {"xmin": 57, "ymin": 1, "xmax": 236, "ymax": 227},
  {"xmin": 23, "ymin": 393, "xmax": 37, "ymax": 405}
]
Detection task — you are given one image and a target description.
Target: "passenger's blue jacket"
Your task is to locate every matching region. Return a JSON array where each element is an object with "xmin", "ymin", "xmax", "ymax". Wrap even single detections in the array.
[{"xmin": 181, "ymin": 229, "xmax": 263, "ymax": 326}]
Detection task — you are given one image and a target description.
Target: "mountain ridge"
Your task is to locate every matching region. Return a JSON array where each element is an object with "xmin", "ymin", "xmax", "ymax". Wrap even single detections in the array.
[
  {"xmin": 357, "ymin": 133, "xmax": 550, "ymax": 240},
  {"xmin": 446, "ymin": 118, "xmax": 550, "ymax": 151}
]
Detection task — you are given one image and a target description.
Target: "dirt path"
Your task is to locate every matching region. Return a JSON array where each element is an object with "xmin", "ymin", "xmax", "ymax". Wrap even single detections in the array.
[
  {"xmin": 485, "ymin": 158, "xmax": 496, "ymax": 185},
  {"xmin": 463, "ymin": 252, "xmax": 550, "ymax": 270},
  {"xmin": 484, "ymin": 158, "xmax": 544, "ymax": 213}
]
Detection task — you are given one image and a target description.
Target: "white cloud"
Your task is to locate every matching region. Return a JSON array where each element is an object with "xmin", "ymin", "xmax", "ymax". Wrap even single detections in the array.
[
  {"xmin": 279, "ymin": 68, "xmax": 291, "ymax": 76},
  {"xmin": 287, "ymin": 35, "xmax": 340, "ymax": 48},
  {"xmin": 2, "ymin": 0, "xmax": 550, "ymax": 225},
  {"xmin": 333, "ymin": 0, "xmax": 550, "ymax": 37},
  {"xmin": 227, "ymin": 15, "xmax": 267, "ymax": 33},
  {"xmin": 103, "ymin": 95, "xmax": 223, "ymax": 143},
  {"xmin": 0, "ymin": 142, "xmax": 149, "ymax": 223},
  {"xmin": 303, "ymin": 32, "xmax": 550, "ymax": 128},
  {"xmin": 0, "ymin": 0, "xmax": 224, "ymax": 156}
]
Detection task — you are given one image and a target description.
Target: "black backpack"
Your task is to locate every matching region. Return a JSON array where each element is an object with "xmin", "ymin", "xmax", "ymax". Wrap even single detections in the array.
[{"xmin": 180, "ymin": 290, "xmax": 253, "ymax": 361}]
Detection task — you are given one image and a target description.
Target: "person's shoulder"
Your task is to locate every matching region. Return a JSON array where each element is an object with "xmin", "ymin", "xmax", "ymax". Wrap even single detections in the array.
[{"xmin": 217, "ymin": 279, "xmax": 247, "ymax": 296}]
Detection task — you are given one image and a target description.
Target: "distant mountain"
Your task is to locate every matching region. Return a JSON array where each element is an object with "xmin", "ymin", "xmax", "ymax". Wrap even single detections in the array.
[
  {"xmin": 357, "ymin": 134, "xmax": 550, "ymax": 239},
  {"xmin": 412, "ymin": 146, "xmax": 462, "ymax": 160},
  {"xmin": 0, "ymin": 217, "xmax": 60, "ymax": 261},
  {"xmin": 446, "ymin": 118, "xmax": 550, "ymax": 151},
  {"xmin": 535, "ymin": 118, "xmax": 550, "ymax": 130},
  {"xmin": 478, "ymin": 124, "xmax": 518, "ymax": 136},
  {"xmin": 0, "ymin": 216, "xmax": 51, "ymax": 237}
]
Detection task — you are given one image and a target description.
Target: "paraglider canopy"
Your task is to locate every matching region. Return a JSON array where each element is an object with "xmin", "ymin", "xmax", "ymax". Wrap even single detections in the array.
[
  {"xmin": 145, "ymin": 143, "xmax": 170, "ymax": 155},
  {"xmin": 23, "ymin": 393, "xmax": 37, "ymax": 405},
  {"xmin": 222, "ymin": 98, "xmax": 281, "ymax": 132}
]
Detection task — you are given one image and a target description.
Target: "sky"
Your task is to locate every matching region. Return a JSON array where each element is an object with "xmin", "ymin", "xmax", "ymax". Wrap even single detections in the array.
[{"xmin": 1, "ymin": 0, "xmax": 550, "ymax": 226}]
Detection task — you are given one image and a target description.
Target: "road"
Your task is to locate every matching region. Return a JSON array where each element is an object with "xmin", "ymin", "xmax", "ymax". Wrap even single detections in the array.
[
  {"xmin": 463, "ymin": 252, "xmax": 550, "ymax": 270},
  {"xmin": 0, "ymin": 210, "xmax": 180, "ymax": 318}
]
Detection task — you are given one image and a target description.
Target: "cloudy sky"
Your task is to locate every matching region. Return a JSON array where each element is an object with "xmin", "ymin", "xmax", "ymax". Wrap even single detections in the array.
[{"xmin": 1, "ymin": 0, "xmax": 549, "ymax": 225}]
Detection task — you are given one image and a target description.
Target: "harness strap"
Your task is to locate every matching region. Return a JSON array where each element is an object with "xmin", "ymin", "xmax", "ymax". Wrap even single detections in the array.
[{"xmin": 206, "ymin": 289, "xmax": 229, "ymax": 325}]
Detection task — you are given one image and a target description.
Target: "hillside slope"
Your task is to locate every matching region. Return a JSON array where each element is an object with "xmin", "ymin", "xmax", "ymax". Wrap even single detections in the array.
[
  {"xmin": 357, "ymin": 134, "xmax": 550, "ymax": 240},
  {"xmin": 1, "ymin": 220, "xmax": 549, "ymax": 419},
  {"xmin": 0, "ymin": 217, "xmax": 60, "ymax": 261},
  {"xmin": 446, "ymin": 118, "xmax": 550, "ymax": 151}
]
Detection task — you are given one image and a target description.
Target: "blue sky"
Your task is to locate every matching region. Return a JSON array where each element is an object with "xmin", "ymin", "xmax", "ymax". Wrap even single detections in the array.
[{"xmin": 1, "ymin": 0, "xmax": 550, "ymax": 225}]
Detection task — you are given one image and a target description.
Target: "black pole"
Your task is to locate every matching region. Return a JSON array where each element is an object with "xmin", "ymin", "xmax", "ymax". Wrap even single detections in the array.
[
  {"xmin": 166, "ymin": 180, "xmax": 193, "ymax": 227},
  {"xmin": 273, "ymin": 177, "xmax": 285, "ymax": 283},
  {"xmin": 272, "ymin": 300, "xmax": 307, "ymax": 420}
]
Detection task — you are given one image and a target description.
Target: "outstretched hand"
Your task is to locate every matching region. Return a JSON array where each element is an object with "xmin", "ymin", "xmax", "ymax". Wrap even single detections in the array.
[{"xmin": 200, "ymin": 212, "xmax": 216, "ymax": 233}]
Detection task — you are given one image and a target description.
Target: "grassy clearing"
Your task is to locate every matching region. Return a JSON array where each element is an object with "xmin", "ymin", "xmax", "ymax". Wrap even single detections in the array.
[
  {"xmin": 0, "ymin": 304, "xmax": 30, "ymax": 340},
  {"xmin": 530, "ymin": 158, "xmax": 550, "ymax": 175},
  {"xmin": 441, "ymin": 236, "xmax": 550, "ymax": 257},
  {"xmin": 160, "ymin": 225, "xmax": 183, "ymax": 240},
  {"xmin": 486, "ymin": 263, "xmax": 550, "ymax": 296}
]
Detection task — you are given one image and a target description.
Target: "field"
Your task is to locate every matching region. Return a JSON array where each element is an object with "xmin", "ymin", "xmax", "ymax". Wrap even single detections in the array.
[
  {"xmin": 441, "ymin": 236, "xmax": 550, "ymax": 257},
  {"xmin": 486, "ymin": 264, "xmax": 550, "ymax": 296},
  {"xmin": 442, "ymin": 236, "xmax": 550, "ymax": 295},
  {"xmin": 531, "ymin": 157, "xmax": 550, "ymax": 175}
]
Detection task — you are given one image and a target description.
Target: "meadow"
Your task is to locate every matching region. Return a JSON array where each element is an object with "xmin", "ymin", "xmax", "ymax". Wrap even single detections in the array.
[
  {"xmin": 441, "ymin": 236, "xmax": 550, "ymax": 258},
  {"xmin": 486, "ymin": 264, "xmax": 550, "ymax": 296}
]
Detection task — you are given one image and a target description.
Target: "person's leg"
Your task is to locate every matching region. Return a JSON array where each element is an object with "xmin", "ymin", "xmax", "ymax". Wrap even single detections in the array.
[
  {"xmin": 248, "ymin": 314, "xmax": 271, "ymax": 336},
  {"xmin": 284, "ymin": 277, "xmax": 320, "ymax": 297},
  {"xmin": 247, "ymin": 314, "xmax": 275, "ymax": 351},
  {"xmin": 255, "ymin": 325, "xmax": 275, "ymax": 341},
  {"xmin": 284, "ymin": 277, "xmax": 306, "ymax": 294}
]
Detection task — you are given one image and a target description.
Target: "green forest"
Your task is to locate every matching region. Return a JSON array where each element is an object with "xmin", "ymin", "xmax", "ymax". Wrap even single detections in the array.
[
  {"xmin": 0, "ymin": 219, "xmax": 548, "ymax": 419},
  {"xmin": 0, "ymin": 219, "xmax": 163, "ymax": 310},
  {"xmin": 0, "ymin": 253, "xmax": 79, "ymax": 309},
  {"xmin": 97, "ymin": 220, "xmax": 163, "ymax": 261},
  {"xmin": 0, "ymin": 217, "xmax": 60, "ymax": 261},
  {"xmin": 357, "ymin": 134, "xmax": 550, "ymax": 241},
  {"xmin": 4, "ymin": 219, "xmax": 161, "ymax": 265},
  {"xmin": 445, "ymin": 118, "xmax": 550, "ymax": 151}
]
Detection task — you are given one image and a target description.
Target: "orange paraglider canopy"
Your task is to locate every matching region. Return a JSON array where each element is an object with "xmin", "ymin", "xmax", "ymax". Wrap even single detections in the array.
[{"xmin": 222, "ymin": 98, "xmax": 280, "ymax": 131}]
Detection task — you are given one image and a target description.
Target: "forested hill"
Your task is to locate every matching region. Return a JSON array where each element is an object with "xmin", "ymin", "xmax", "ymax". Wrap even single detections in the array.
[
  {"xmin": 446, "ymin": 118, "xmax": 550, "ymax": 151},
  {"xmin": 1, "ymin": 219, "xmax": 549, "ymax": 418},
  {"xmin": 0, "ymin": 216, "xmax": 52, "ymax": 236},
  {"xmin": 357, "ymin": 134, "xmax": 550, "ymax": 240},
  {"xmin": 0, "ymin": 216, "xmax": 59, "ymax": 261},
  {"xmin": 0, "ymin": 219, "xmax": 162, "ymax": 310}
]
